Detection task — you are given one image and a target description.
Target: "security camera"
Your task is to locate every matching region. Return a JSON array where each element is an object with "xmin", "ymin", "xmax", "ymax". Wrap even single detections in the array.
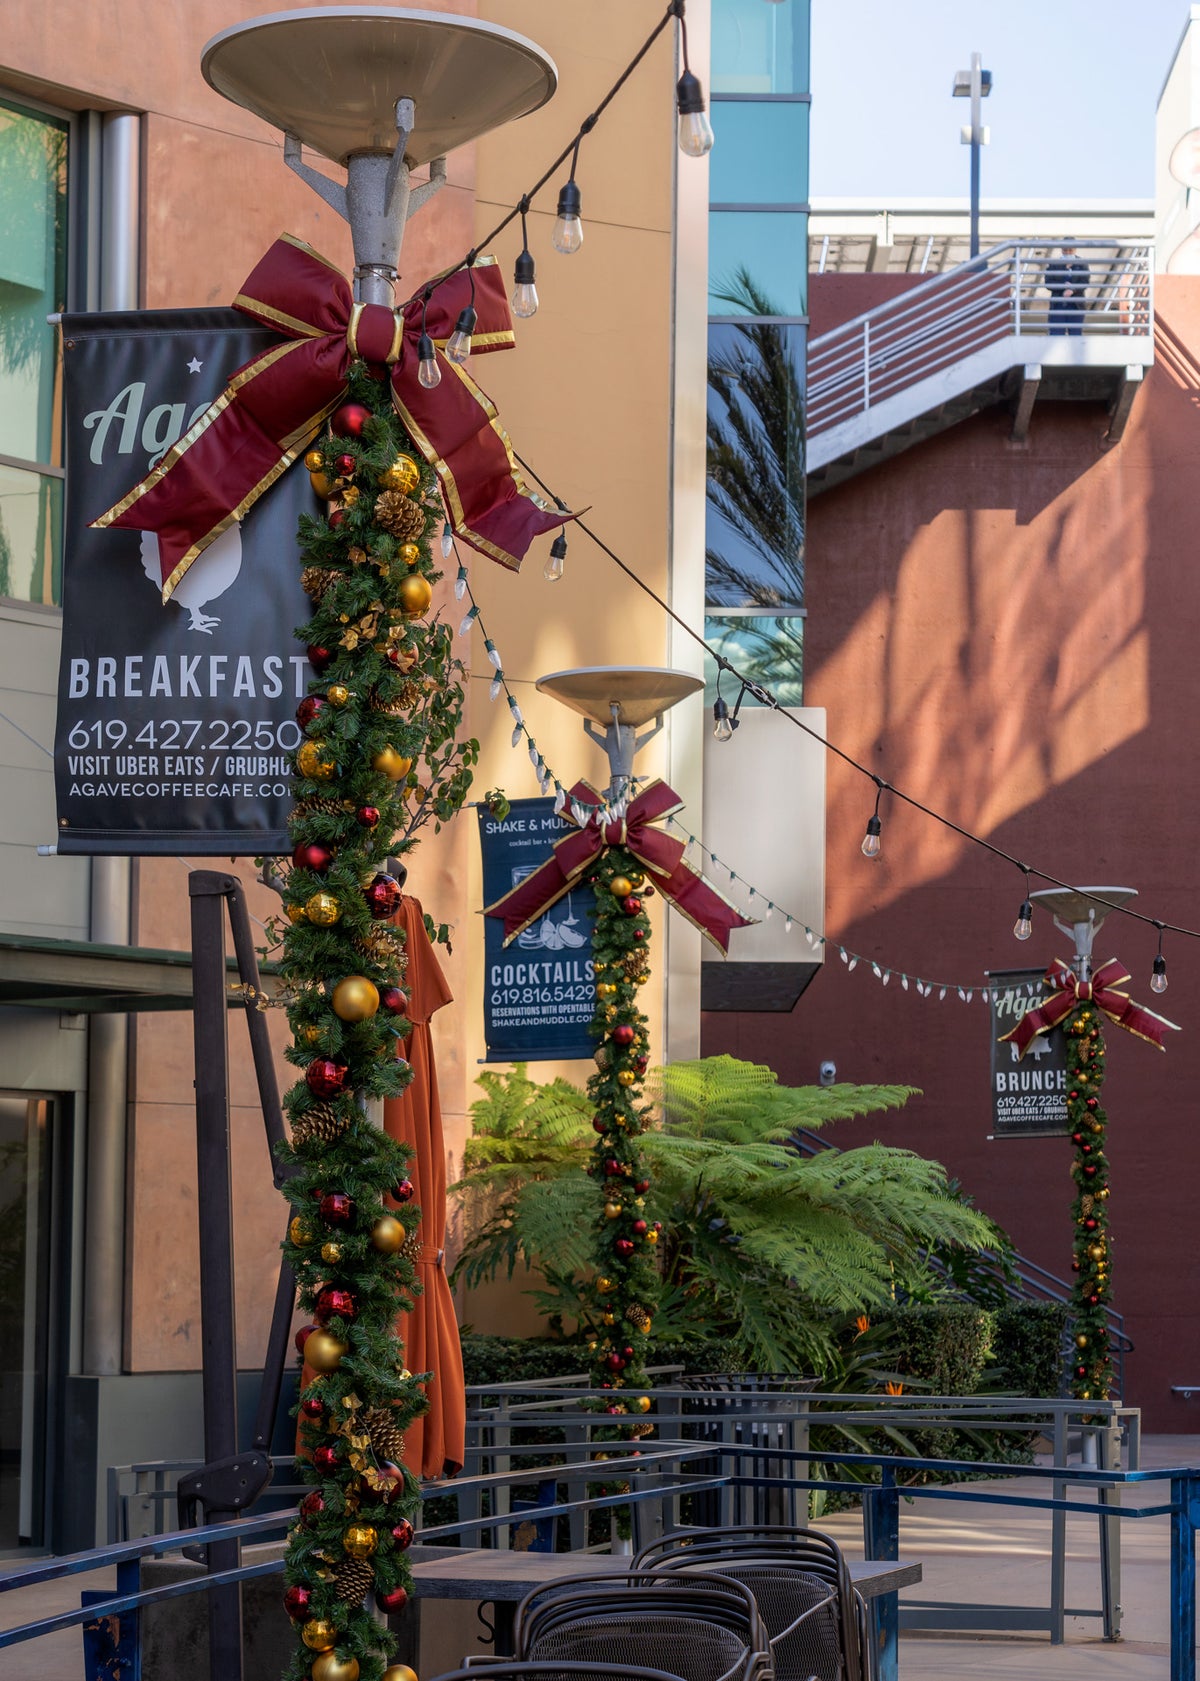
[{"xmin": 819, "ymin": 1060, "xmax": 837, "ymax": 1087}]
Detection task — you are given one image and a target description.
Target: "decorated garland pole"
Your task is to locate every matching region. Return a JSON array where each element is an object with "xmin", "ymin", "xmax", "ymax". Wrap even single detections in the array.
[
  {"xmin": 1000, "ymin": 947, "xmax": 1177, "ymax": 1409},
  {"xmin": 586, "ymin": 850, "xmax": 661, "ymax": 1405}
]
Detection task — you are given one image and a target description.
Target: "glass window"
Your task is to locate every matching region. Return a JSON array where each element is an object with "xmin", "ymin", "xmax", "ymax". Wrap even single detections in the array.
[
  {"xmin": 706, "ymin": 321, "xmax": 805, "ymax": 610},
  {"xmin": 710, "ymin": 100, "xmax": 809, "ymax": 207},
  {"xmin": 711, "ymin": 0, "xmax": 810, "ymax": 94},
  {"xmin": 0, "ymin": 97, "xmax": 68, "ymax": 605},
  {"xmin": 709, "ymin": 211, "xmax": 808, "ymax": 318},
  {"xmin": 704, "ymin": 615, "xmax": 804, "ymax": 709}
]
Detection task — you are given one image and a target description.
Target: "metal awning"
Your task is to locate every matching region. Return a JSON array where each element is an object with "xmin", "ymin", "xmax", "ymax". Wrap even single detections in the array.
[{"xmin": 0, "ymin": 932, "xmax": 281, "ymax": 1014}]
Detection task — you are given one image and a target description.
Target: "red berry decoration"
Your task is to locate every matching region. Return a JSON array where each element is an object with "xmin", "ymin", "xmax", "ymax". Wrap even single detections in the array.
[
  {"xmin": 294, "ymin": 1323, "xmax": 317, "ymax": 1355},
  {"xmin": 378, "ymin": 986, "xmax": 410, "ymax": 1015},
  {"xmin": 335, "ymin": 452, "xmax": 356, "ymax": 477},
  {"xmin": 306, "ymin": 1058, "xmax": 349, "ymax": 1098},
  {"xmin": 615, "ymin": 1238, "xmax": 634, "ymax": 1258},
  {"xmin": 292, "ymin": 841, "xmax": 334, "ymax": 873},
  {"xmin": 364, "ymin": 872, "xmax": 403, "ymax": 919},
  {"xmin": 331, "ymin": 402, "xmax": 370, "ymax": 437},
  {"xmin": 315, "ymin": 1287, "xmax": 357, "ymax": 1325},
  {"xmin": 300, "ymin": 1396, "xmax": 325, "ymax": 1420},
  {"xmin": 611, "ymin": 1024, "xmax": 635, "ymax": 1048},
  {"xmin": 300, "ymin": 1491, "xmax": 325, "ymax": 1521},
  {"xmin": 312, "ymin": 1444, "xmax": 339, "ymax": 1473},
  {"xmin": 376, "ymin": 1586, "xmax": 409, "ymax": 1615},
  {"xmin": 391, "ymin": 1517, "xmax": 415, "ymax": 1549},
  {"xmin": 319, "ymin": 1191, "xmax": 355, "ymax": 1227},
  {"xmin": 307, "ymin": 644, "xmax": 334, "ymax": 674},
  {"xmin": 622, "ymin": 897, "xmax": 642, "ymax": 916},
  {"xmin": 297, "ymin": 696, "xmax": 325, "ymax": 729},
  {"xmin": 356, "ymin": 805, "xmax": 380, "ymax": 828},
  {"xmin": 392, "ymin": 1179, "xmax": 416, "ymax": 1203},
  {"xmin": 283, "ymin": 1585, "xmax": 312, "ymax": 1620}
]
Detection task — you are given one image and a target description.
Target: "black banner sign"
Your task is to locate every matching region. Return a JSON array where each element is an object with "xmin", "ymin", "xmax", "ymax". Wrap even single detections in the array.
[
  {"xmin": 988, "ymin": 967, "xmax": 1068, "ymax": 1138},
  {"xmin": 478, "ymin": 798, "xmax": 596, "ymax": 1062},
  {"xmin": 54, "ymin": 308, "xmax": 316, "ymax": 855}
]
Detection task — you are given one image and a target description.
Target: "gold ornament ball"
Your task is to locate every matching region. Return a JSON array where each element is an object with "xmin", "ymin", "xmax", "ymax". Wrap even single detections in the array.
[
  {"xmin": 343, "ymin": 1524, "xmax": 378, "ymax": 1560},
  {"xmin": 310, "ymin": 470, "xmax": 338, "ymax": 500},
  {"xmin": 287, "ymin": 903, "xmax": 306, "ymax": 924},
  {"xmin": 306, "ymin": 892, "xmax": 341, "ymax": 927},
  {"xmin": 313, "ymin": 1655, "xmax": 361, "ymax": 1681},
  {"xmin": 636, "ymin": 974, "xmax": 650, "ymax": 987},
  {"xmin": 302, "ymin": 1620, "xmax": 338, "ymax": 1652},
  {"xmin": 304, "ymin": 448, "xmax": 325, "ymax": 472},
  {"xmin": 289, "ymin": 1215, "xmax": 314, "ymax": 1246},
  {"xmin": 596, "ymin": 1276, "xmax": 614, "ymax": 1294},
  {"xmin": 646, "ymin": 1230, "xmax": 659, "ymax": 1245},
  {"xmin": 372, "ymin": 748, "xmax": 413, "ymax": 781},
  {"xmin": 609, "ymin": 876, "xmax": 633, "ymax": 899},
  {"xmin": 381, "ymin": 1667, "xmax": 420, "ymax": 1681},
  {"xmin": 398, "ymin": 543, "xmax": 421, "ymax": 566},
  {"xmin": 604, "ymin": 1202, "xmax": 622, "ymax": 1220},
  {"xmin": 332, "ymin": 976, "xmax": 380, "ymax": 1022},
  {"xmin": 397, "ymin": 573, "xmax": 433, "ymax": 618},
  {"xmin": 297, "ymin": 740, "xmax": 337, "ymax": 780},
  {"xmin": 371, "ymin": 1216, "xmax": 405, "ymax": 1254},
  {"xmin": 327, "ymin": 684, "xmax": 350, "ymax": 708},
  {"xmin": 597, "ymin": 982, "xmax": 617, "ymax": 999},
  {"xmin": 617, "ymin": 1070, "xmax": 637, "ymax": 1088},
  {"xmin": 627, "ymin": 872, "xmax": 645, "ymax": 890},
  {"xmin": 321, "ymin": 1242, "xmax": 343, "ymax": 1263},
  {"xmin": 633, "ymin": 1396, "xmax": 652, "ymax": 1414},
  {"xmin": 304, "ymin": 1330, "xmax": 349, "ymax": 1373},
  {"xmin": 1076, "ymin": 1334, "xmax": 1089, "ymax": 1348},
  {"xmin": 380, "ymin": 456, "xmax": 421, "ymax": 495}
]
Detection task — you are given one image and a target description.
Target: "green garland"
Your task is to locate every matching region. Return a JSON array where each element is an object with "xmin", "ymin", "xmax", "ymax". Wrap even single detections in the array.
[
  {"xmin": 1066, "ymin": 1001, "xmax": 1112, "ymax": 1404},
  {"xmin": 584, "ymin": 846, "xmax": 661, "ymax": 1409},
  {"xmin": 276, "ymin": 362, "xmax": 477, "ymax": 1681}
]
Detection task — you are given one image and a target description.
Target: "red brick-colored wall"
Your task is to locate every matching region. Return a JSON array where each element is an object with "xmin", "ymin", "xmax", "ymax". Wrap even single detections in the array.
[{"xmin": 705, "ymin": 274, "xmax": 1200, "ymax": 1430}]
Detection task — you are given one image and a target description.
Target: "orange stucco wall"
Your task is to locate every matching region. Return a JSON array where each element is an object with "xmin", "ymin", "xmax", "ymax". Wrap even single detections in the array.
[{"xmin": 705, "ymin": 273, "xmax": 1200, "ymax": 1430}]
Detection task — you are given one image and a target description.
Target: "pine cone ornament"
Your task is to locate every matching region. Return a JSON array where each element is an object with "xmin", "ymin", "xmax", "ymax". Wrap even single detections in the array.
[
  {"xmin": 363, "ymin": 1407, "xmax": 406, "ymax": 1465},
  {"xmin": 374, "ymin": 491, "xmax": 427, "ymax": 541},
  {"xmin": 333, "ymin": 1556, "xmax": 375, "ymax": 1607},
  {"xmin": 401, "ymin": 1229, "xmax": 423, "ymax": 1262},
  {"xmin": 626, "ymin": 1304, "xmax": 652, "ymax": 1332},
  {"xmin": 291, "ymin": 1102, "xmax": 351, "ymax": 1148},
  {"xmin": 292, "ymin": 795, "xmax": 345, "ymax": 818},
  {"xmin": 302, "ymin": 565, "xmax": 336, "ymax": 602},
  {"xmin": 370, "ymin": 679, "xmax": 423, "ymax": 716},
  {"xmin": 355, "ymin": 927, "xmax": 403, "ymax": 966}
]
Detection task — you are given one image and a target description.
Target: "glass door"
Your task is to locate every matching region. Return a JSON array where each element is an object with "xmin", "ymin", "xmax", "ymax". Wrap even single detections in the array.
[{"xmin": 0, "ymin": 1093, "xmax": 53, "ymax": 1549}]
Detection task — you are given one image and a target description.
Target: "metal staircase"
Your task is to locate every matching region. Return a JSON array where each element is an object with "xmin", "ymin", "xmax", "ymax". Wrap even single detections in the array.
[{"xmin": 807, "ymin": 239, "xmax": 1154, "ymax": 494}]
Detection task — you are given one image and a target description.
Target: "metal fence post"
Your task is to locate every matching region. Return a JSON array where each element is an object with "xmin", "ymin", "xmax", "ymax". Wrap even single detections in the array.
[
  {"xmin": 1171, "ymin": 1474, "xmax": 1197, "ymax": 1681},
  {"xmin": 1098, "ymin": 1419, "xmax": 1123, "ymax": 1640},
  {"xmin": 1051, "ymin": 1407, "xmax": 1067, "ymax": 1642},
  {"xmin": 863, "ymin": 1463, "xmax": 899, "ymax": 1681}
]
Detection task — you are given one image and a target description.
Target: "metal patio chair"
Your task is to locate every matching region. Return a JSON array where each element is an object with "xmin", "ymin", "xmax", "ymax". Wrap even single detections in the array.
[{"xmin": 431, "ymin": 1664, "xmax": 697, "ymax": 1681}]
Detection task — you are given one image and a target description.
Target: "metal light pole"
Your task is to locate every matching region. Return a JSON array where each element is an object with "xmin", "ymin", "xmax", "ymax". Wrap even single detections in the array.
[
  {"xmin": 952, "ymin": 52, "xmax": 993, "ymax": 259},
  {"xmin": 1030, "ymin": 886, "xmax": 1137, "ymax": 984}
]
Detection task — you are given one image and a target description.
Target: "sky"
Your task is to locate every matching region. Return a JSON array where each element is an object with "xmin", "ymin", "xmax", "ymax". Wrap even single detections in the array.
[{"xmin": 810, "ymin": 0, "xmax": 1194, "ymax": 201}]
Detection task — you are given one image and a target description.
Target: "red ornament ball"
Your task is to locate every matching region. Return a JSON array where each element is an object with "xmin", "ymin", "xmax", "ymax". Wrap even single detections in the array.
[
  {"xmin": 364, "ymin": 872, "xmax": 404, "ymax": 919},
  {"xmin": 633, "ymin": 930, "xmax": 644, "ymax": 941},
  {"xmin": 331, "ymin": 402, "xmax": 371, "ymax": 438},
  {"xmin": 306, "ymin": 1058, "xmax": 349, "ymax": 1099},
  {"xmin": 300, "ymin": 1491, "xmax": 325, "ymax": 1521},
  {"xmin": 294, "ymin": 1323, "xmax": 317, "ymax": 1355},
  {"xmin": 307, "ymin": 644, "xmax": 334, "ymax": 674},
  {"xmin": 592, "ymin": 1118, "xmax": 607, "ymax": 1134},
  {"xmin": 1086, "ymin": 1097, "xmax": 1099, "ymax": 1111},
  {"xmin": 606, "ymin": 1353, "xmax": 625, "ymax": 1371},
  {"xmin": 391, "ymin": 1518, "xmax": 415, "ymax": 1550},
  {"xmin": 623, "ymin": 1346, "xmax": 634, "ymax": 1358},
  {"xmin": 327, "ymin": 508, "xmax": 346, "ymax": 528},
  {"xmin": 1089, "ymin": 1294, "xmax": 1100, "ymax": 1305},
  {"xmin": 392, "ymin": 1179, "xmax": 416, "ymax": 1204},
  {"xmin": 283, "ymin": 1585, "xmax": 312, "ymax": 1620},
  {"xmin": 634, "ymin": 1056, "xmax": 649, "ymax": 1075},
  {"xmin": 315, "ymin": 1287, "xmax": 357, "ymax": 1325},
  {"xmin": 1083, "ymin": 1165, "xmax": 1097, "ymax": 1177},
  {"xmin": 622, "ymin": 897, "xmax": 642, "ymax": 916},
  {"xmin": 374, "ymin": 1462, "xmax": 407, "ymax": 1505},
  {"xmin": 297, "ymin": 696, "xmax": 325, "ymax": 729},
  {"xmin": 611, "ymin": 1024, "xmax": 635, "ymax": 1048},
  {"xmin": 614, "ymin": 1238, "xmax": 634, "ymax": 1258},
  {"xmin": 356, "ymin": 805, "xmax": 380, "ymax": 828},
  {"xmin": 636, "ymin": 1179, "xmax": 650, "ymax": 1193},
  {"xmin": 292, "ymin": 841, "xmax": 334, "ymax": 874},
  {"xmin": 1068, "ymin": 1090, "xmax": 1078, "ymax": 1101},
  {"xmin": 312, "ymin": 1444, "xmax": 339, "ymax": 1473},
  {"xmin": 376, "ymin": 1586, "xmax": 409, "ymax": 1615},
  {"xmin": 1085, "ymin": 1217, "xmax": 1098, "ymax": 1231},
  {"xmin": 605, "ymin": 1158, "xmax": 622, "ymax": 1176},
  {"xmin": 378, "ymin": 986, "xmax": 410, "ymax": 1016},
  {"xmin": 335, "ymin": 452, "xmax": 356, "ymax": 477},
  {"xmin": 633, "ymin": 1219, "xmax": 648, "ymax": 1236},
  {"xmin": 319, "ymin": 1191, "xmax": 355, "ymax": 1227}
]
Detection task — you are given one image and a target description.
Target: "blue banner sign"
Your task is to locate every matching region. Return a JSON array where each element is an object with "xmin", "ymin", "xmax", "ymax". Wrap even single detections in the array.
[{"xmin": 478, "ymin": 798, "xmax": 596, "ymax": 1062}]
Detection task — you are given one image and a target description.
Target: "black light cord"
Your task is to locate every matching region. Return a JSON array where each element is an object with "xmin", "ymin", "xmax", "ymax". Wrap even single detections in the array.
[{"xmin": 508, "ymin": 449, "xmax": 1200, "ymax": 947}]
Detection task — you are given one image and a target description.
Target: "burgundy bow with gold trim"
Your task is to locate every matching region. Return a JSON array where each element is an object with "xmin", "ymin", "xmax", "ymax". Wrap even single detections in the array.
[
  {"xmin": 92, "ymin": 235, "xmax": 567, "ymax": 601},
  {"xmin": 1000, "ymin": 956, "xmax": 1179, "ymax": 1059},
  {"xmin": 485, "ymin": 780, "xmax": 755, "ymax": 954}
]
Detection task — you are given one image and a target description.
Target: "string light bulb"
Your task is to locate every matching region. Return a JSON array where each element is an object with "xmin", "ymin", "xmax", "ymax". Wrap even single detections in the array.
[
  {"xmin": 446, "ymin": 304, "xmax": 477, "ymax": 364},
  {"xmin": 861, "ymin": 781, "xmax": 885, "ymax": 859},
  {"xmin": 442, "ymin": 522, "xmax": 456, "ymax": 560},
  {"xmin": 676, "ymin": 69, "xmax": 714, "ymax": 157},
  {"xmin": 417, "ymin": 331, "xmax": 441, "ymax": 389},
  {"xmin": 544, "ymin": 530, "xmax": 567, "ymax": 581},
  {"xmin": 713, "ymin": 695, "xmax": 735, "ymax": 743},
  {"xmin": 511, "ymin": 205, "xmax": 539, "ymax": 316},
  {"xmin": 553, "ymin": 144, "xmax": 584, "ymax": 255},
  {"xmin": 1014, "ymin": 872, "xmax": 1034, "ymax": 941},
  {"xmin": 1152, "ymin": 925, "xmax": 1168, "ymax": 993}
]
